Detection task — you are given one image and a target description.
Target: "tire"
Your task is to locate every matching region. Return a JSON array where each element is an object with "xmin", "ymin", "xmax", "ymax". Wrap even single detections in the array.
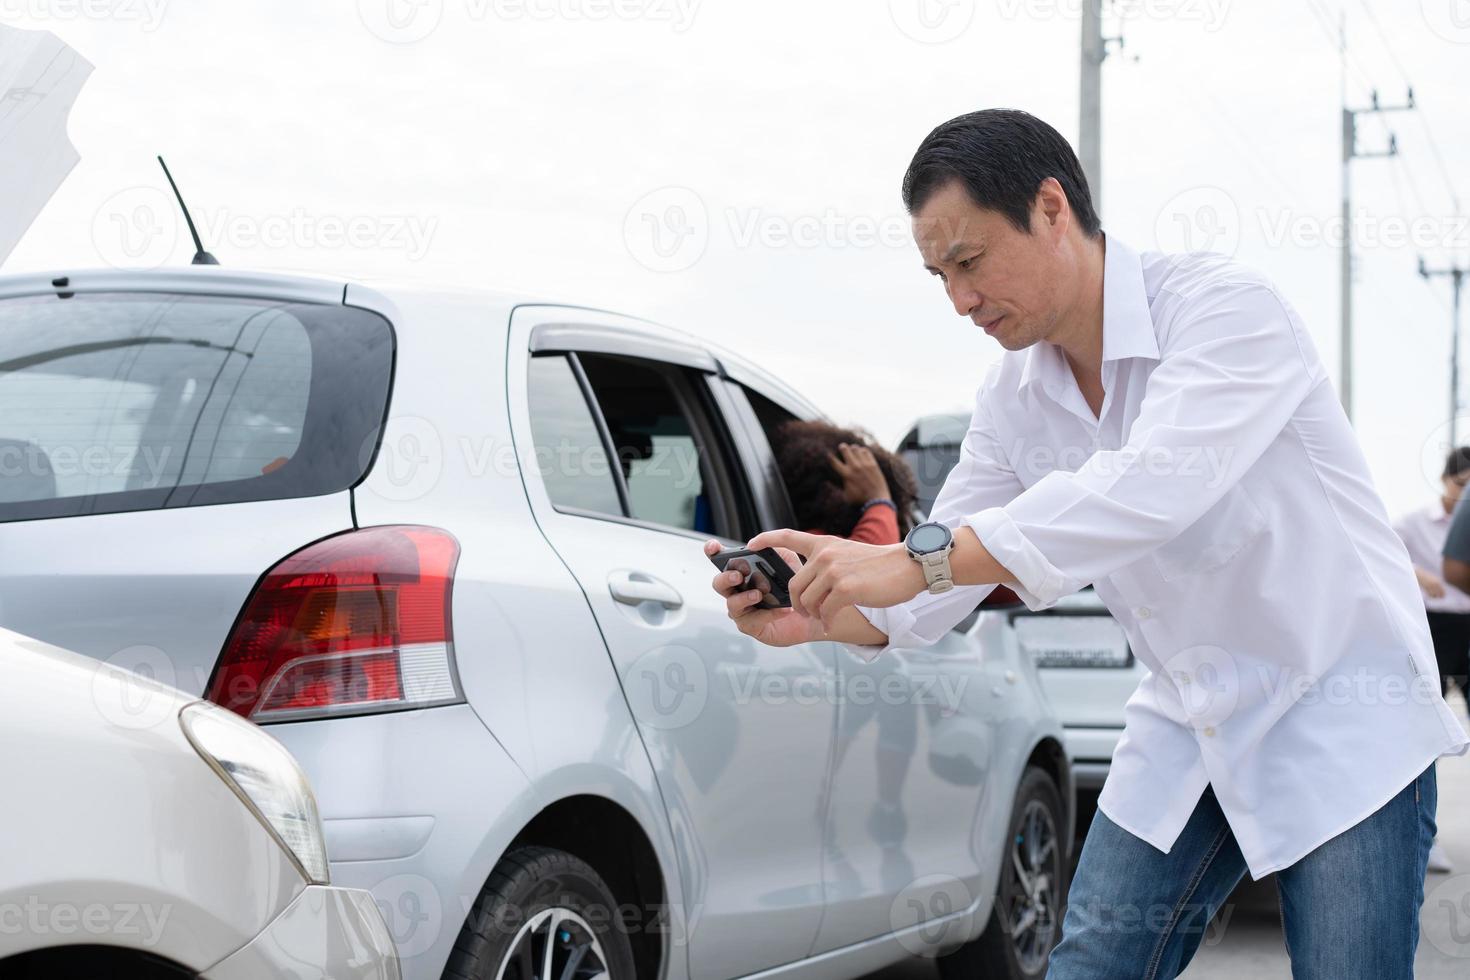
[
  {"xmin": 444, "ymin": 845, "xmax": 638, "ymax": 980},
  {"xmin": 937, "ymin": 766, "xmax": 1067, "ymax": 980}
]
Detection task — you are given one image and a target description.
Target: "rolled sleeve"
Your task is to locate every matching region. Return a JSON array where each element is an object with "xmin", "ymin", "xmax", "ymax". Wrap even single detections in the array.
[
  {"xmin": 964, "ymin": 506, "xmax": 1077, "ymax": 609},
  {"xmin": 847, "ymin": 581, "xmax": 998, "ymax": 661}
]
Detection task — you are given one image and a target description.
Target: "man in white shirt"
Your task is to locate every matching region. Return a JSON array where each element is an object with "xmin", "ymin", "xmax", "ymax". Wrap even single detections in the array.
[{"xmin": 706, "ymin": 109, "xmax": 1468, "ymax": 979}]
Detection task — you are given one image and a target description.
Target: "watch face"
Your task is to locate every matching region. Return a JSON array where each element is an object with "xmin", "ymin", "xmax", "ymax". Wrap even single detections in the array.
[{"xmin": 909, "ymin": 522, "xmax": 951, "ymax": 554}]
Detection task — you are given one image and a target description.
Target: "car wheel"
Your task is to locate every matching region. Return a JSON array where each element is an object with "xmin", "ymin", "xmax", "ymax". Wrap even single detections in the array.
[
  {"xmin": 445, "ymin": 845, "xmax": 637, "ymax": 980},
  {"xmin": 937, "ymin": 765, "xmax": 1066, "ymax": 980}
]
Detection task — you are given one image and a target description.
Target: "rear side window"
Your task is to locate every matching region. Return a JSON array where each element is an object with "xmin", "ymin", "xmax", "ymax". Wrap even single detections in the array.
[
  {"xmin": 524, "ymin": 351, "xmax": 752, "ymax": 538},
  {"xmin": 525, "ymin": 355, "xmax": 622, "ymax": 515},
  {"xmin": 0, "ymin": 291, "xmax": 393, "ymax": 522}
]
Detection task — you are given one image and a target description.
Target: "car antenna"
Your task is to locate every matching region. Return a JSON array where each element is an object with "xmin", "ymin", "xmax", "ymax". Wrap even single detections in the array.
[{"xmin": 156, "ymin": 155, "xmax": 219, "ymax": 265}]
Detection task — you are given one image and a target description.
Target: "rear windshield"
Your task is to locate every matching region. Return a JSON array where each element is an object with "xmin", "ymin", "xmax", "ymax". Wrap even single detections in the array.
[{"xmin": 0, "ymin": 291, "xmax": 394, "ymax": 522}]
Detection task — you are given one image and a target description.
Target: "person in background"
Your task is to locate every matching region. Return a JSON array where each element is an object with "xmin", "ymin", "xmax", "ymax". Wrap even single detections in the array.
[
  {"xmin": 1394, "ymin": 445, "xmax": 1470, "ymax": 874},
  {"xmin": 770, "ymin": 420, "xmax": 918, "ymax": 544}
]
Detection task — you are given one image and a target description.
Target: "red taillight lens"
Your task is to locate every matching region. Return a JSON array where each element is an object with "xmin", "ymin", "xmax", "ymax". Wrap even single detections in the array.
[
  {"xmin": 208, "ymin": 525, "xmax": 462, "ymax": 722},
  {"xmin": 982, "ymin": 585, "xmax": 1022, "ymax": 608}
]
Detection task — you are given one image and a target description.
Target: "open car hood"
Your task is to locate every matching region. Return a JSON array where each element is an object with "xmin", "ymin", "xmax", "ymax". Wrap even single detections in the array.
[{"xmin": 0, "ymin": 26, "xmax": 92, "ymax": 267}]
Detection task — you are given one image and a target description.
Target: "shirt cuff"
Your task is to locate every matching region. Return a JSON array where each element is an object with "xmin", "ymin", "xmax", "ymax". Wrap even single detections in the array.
[
  {"xmin": 841, "ymin": 601, "xmax": 919, "ymax": 663},
  {"xmin": 963, "ymin": 507, "xmax": 1076, "ymax": 610}
]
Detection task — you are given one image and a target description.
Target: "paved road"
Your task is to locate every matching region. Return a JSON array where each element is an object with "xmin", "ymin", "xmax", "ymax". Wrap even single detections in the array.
[{"xmin": 865, "ymin": 691, "xmax": 1470, "ymax": 979}]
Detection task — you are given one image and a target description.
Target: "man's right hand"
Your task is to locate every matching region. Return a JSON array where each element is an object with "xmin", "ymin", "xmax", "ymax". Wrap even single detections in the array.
[{"xmin": 705, "ymin": 539, "xmax": 825, "ymax": 647}]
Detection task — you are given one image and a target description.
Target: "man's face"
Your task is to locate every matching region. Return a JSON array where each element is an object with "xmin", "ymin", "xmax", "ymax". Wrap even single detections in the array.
[{"xmin": 912, "ymin": 179, "xmax": 1068, "ymax": 352}]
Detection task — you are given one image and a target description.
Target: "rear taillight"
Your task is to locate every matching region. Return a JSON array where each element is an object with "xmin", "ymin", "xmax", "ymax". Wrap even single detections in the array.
[
  {"xmin": 982, "ymin": 585, "xmax": 1022, "ymax": 608},
  {"xmin": 207, "ymin": 525, "xmax": 463, "ymax": 723}
]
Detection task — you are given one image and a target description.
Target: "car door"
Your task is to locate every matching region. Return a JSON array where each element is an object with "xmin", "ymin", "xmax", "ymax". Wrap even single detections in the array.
[
  {"xmin": 505, "ymin": 308, "xmax": 837, "ymax": 980},
  {"xmin": 725, "ymin": 380, "xmax": 1007, "ymax": 953}
]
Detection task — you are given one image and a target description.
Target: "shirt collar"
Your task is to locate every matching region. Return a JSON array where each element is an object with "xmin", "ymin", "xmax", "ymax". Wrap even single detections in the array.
[{"xmin": 1020, "ymin": 234, "xmax": 1158, "ymax": 391}]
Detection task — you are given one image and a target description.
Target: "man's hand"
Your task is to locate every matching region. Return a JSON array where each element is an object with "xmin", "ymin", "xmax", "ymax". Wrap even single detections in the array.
[
  {"xmin": 704, "ymin": 540, "xmax": 826, "ymax": 647},
  {"xmin": 746, "ymin": 529, "xmax": 926, "ymax": 629}
]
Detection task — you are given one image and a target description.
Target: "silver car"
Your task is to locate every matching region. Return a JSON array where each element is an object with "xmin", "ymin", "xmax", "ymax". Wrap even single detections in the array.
[{"xmin": 0, "ymin": 268, "xmax": 1072, "ymax": 980}]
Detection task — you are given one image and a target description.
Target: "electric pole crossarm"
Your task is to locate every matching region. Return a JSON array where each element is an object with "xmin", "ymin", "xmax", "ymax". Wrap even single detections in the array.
[{"xmin": 1422, "ymin": 259, "xmax": 1469, "ymax": 447}]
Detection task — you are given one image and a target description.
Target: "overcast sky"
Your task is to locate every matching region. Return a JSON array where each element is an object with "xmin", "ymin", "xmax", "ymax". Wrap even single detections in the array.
[{"xmin": 4, "ymin": 0, "xmax": 1468, "ymax": 517}]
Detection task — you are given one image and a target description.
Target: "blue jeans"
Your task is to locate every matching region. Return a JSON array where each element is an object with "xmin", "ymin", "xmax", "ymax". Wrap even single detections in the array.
[{"xmin": 1046, "ymin": 764, "xmax": 1438, "ymax": 979}]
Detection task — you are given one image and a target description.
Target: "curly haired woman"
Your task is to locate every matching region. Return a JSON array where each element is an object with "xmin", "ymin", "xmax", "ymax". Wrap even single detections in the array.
[{"xmin": 770, "ymin": 420, "xmax": 918, "ymax": 545}]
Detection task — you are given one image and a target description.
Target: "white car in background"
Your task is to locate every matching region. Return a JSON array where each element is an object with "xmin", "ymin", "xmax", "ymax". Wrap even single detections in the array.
[
  {"xmin": 897, "ymin": 414, "xmax": 1150, "ymax": 821},
  {"xmin": 0, "ymin": 626, "xmax": 399, "ymax": 979}
]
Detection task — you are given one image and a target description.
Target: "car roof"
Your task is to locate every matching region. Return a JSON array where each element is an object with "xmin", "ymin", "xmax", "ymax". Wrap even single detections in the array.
[{"xmin": 0, "ymin": 265, "xmax": 826, "ymax": 420}]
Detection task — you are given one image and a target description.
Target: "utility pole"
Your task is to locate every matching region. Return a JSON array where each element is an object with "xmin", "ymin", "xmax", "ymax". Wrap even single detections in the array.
[
  {"xmin": 1338, "ymin": 13, "xmax": 1414, "ymax": 424},
  {"xmin": 1420, "ymin": 258, "xmax": 1468, "ymax": 447},
  {"xmin": 1079, "ymin": 0, "xmax": 1105, "ymax": 216}
]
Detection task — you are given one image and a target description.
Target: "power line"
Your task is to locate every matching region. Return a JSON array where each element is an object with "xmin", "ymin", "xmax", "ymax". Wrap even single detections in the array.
[
  {"xmin": 1350, "ymin": 0, "xmax": 1462, "ymax": 218},
  {"xmin": 1300, "ymin": 0, "xmax": 1374, "ymax": 95},
  {"xmin": 1353, "ymin": 0, "xmax": 1411, "ymax": 83}
]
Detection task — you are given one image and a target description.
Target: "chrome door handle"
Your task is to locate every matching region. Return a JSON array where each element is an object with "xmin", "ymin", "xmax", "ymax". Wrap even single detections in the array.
[{"xmin": 608, "ymin": 570, "xmax": 684, "ymax": 609}]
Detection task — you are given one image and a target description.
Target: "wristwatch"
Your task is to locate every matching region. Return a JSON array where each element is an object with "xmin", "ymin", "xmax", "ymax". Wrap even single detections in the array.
[{"xmin": 905, "ymin": 521, "xmax": 955, "ymax": 594}]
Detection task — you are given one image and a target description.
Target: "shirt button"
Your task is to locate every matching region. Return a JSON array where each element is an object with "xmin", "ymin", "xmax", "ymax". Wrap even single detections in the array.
[
  {"xmin": 1136, "ymin": 606, "xmax": 1152, "ymax": 619},
  {"xmin": 1203, "ymin": 726, "xmax": 1217, "ymax": 738}
]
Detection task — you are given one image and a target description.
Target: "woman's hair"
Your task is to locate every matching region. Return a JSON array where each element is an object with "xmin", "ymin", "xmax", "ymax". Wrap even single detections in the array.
[{"xmin": 771, "ymin": 419, "xmax": 919, "ymax": 538}]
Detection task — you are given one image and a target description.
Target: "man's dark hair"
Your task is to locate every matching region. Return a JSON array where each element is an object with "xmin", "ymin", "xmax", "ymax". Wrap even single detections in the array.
[
  {"xmin": 901, "ymin": 108, "xmax": 1102, "ymax": 238},
  {"xmin": 1443, "ymin": 446, "xmax": 1470, "ymax": 479}
]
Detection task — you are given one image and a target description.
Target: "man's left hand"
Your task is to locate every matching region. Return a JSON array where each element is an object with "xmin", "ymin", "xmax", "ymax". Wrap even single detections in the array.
[{"xmin": 746, "ymin": 528, "xmax": 927, "ymax": 628}]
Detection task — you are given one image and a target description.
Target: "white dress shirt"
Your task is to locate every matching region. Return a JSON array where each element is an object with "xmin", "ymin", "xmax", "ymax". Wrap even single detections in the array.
[
  {"xmin": 858, "ymin": 236, "xmax": 1470, "ymax": 879},
  {"xmin": 1394, "ymin": 500, "xmax": 1470, "ymax": 614}
]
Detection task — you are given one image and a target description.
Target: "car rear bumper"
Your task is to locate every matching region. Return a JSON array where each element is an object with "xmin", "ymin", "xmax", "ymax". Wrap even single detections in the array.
[
  {"xmin": 264, "ymin": 704, "xmax": 537, "ymax": 980},
  {"xmin": 201, "ymin": 885, "xmax": 399, "ymax": 980},
  {"xmin": 1062, "ymin": 726, "xmax": 1123, "ymax": 790}
]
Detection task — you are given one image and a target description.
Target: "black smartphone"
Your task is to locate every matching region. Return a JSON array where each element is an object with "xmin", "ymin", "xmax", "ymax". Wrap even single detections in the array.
[{"xmin": 708, "ymin": 546, "xmax": 797, "ymax": 609}]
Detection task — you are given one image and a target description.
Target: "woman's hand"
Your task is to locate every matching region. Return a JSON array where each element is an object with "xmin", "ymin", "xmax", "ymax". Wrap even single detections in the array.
[
  {"xmin": 704, "ymin": 540, "xmax": 825, "ymax": 647},
  {"xmin": 830, "ymin": 443, "xmax": 890, "ymax": 505},
  {"xmin": 746, "ymin": 529, "xmax": 926, "ymax": 629}
]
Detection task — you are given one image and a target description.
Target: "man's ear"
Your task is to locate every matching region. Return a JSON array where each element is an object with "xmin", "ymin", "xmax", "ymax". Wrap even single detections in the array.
[{"xmin": 1034, "ymin": 177, "xmax": 1069, "ymax": 237}]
